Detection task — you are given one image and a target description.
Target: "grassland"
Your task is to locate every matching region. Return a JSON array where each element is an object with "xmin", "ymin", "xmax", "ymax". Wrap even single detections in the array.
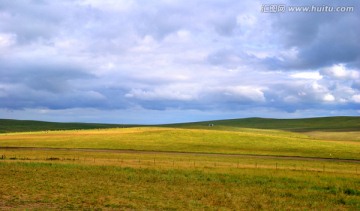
[
  {"xmin": 0, "ymin": 117, "xmax": 359, "ymax": 210},
  {"xmin": 1, "ymin": 127, "xmax": 360, "ymax": 159},
  {"xmin": 0, "ymin": 160, "xmax": 359, "ymax": 210}
]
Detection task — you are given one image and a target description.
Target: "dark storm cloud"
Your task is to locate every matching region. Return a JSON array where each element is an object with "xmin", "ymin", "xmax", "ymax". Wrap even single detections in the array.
[
  {"xmin": 0, "ymin": 87, "xmax": 109, "ymax": 110},
  {"xmin": 0, "ymin": 58, "xmax": 103, "ymax": 110},
  {"xmin": 0, "ymin": 58, "xmax": 92, "ymax": 93},
  {"xmin": 268, "ymin": 0, "xmax": 360, "ymax": 70},
  {"xmin": 352, "ymin": 80, "xmax": 360, "ymax": 90}
]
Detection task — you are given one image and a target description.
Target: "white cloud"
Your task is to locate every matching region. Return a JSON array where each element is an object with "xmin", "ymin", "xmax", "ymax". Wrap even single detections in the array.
[
  {"xmin": 311, "ymin": 82, "xmax": 327, "ymax": 92},
  {"xmin": 0, "ymin": 33, "xmax": 16, "ymax": 48},
  {"xmin": 352, "ymin": 95, "xmax": 360, "ymax": 103},
  {"xmin": 291, "ymin": 71, "xmax": 322, "ymax": 80},
  {"xmin": 125, "ymin": 85, "xmax": 198, "ymax": 101},
  {"xmin": 130, "ymin": 35, "xmax": 158, "ymax": 53},
  {"xmin": 236, "ymin": 14, "xmax": 256, "ymax": 27},
  {"xmin": 321, "ymin": 64, "xmax": 359, "ymax": 80},
  {"xmin": 323, "ymin": 94, "xmax": 335, "ymax": 102},
  {"xmin": 223, "ymin": 86, "xmax": 266, "ymax": 102}
]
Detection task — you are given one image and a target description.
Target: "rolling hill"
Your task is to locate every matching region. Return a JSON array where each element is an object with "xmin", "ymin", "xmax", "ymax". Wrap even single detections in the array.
[
  {"xmin": 1, "ymin": 116, "xmax": 359, "ymax": 133},
  {"xmin": 165, "ymin": 116, "xmax": 360, "ymax": 132},
  {"xmin": 0, "ymin": 119, "xmax": 133, "ymax": 133}
]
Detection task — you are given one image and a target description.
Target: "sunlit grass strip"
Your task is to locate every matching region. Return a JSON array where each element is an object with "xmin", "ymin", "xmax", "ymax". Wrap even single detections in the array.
[
  {"xmin": 1, "ymin": 127, "xmax": 360, "ymax": 159},
  {"xmin": 1, "ymin": 149, "xmax": 359, "ymax": 175}
]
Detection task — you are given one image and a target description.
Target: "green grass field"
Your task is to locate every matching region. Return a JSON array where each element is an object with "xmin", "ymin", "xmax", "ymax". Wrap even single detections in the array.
[
  {"xmin": 0, "ymin": 117, "xmax": 359, "ymax": 210},
  {"xmin": 1, "ymin": 161, "xmax": 359, "ymax": 210}
]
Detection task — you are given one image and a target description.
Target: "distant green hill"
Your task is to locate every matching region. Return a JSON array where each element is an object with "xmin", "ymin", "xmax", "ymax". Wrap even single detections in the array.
[
  {"xmin": 1, "ymin": 116, "xmax": 359, "ymax": 133},
  {"xmin": 0, "ymin": 119, "xmax": 134, "ymax": 133},
  {"xmin": 165, "ymin": 116, "xmax": 360, "ymax": 132}
]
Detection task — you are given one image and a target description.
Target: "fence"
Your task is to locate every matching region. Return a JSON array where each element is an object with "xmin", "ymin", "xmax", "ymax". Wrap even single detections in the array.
[{"xmin": 1, "ymin": 154, "xmax": 359, "ymax": 175}]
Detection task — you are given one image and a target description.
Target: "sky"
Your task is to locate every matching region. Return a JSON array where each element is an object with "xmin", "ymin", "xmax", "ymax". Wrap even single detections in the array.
[{"xmin": 0, "ymin": 0, "xmax": 359, "ymax": 124}]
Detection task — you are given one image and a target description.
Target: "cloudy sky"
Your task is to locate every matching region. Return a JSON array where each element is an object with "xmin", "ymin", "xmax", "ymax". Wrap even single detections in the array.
[{"xmin": 0, "ymin": 0, "xmax": 359, "ymax": 124}]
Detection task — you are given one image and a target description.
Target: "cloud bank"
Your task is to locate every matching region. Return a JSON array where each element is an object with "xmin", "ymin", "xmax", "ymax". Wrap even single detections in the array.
[{"xmin": 0, "ymin": 0, "xmax": 359, "ymax": 123}]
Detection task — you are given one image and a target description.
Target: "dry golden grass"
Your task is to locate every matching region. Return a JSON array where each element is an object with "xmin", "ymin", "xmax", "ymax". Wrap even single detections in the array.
[{"xmin": 1, "ymin": 127, "xmax": 360, "ymax": 159}]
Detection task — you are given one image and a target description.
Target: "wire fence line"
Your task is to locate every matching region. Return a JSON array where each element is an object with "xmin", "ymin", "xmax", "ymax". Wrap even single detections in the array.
[{"xmin": 1, "ymin": 154, "xmax": 359, "ymax": 175}]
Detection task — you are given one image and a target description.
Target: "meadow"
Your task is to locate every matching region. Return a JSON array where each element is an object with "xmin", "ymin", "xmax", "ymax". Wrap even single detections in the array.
[
  {"xmin": 0, "ymin": 117, "xmax": 359, "ymax": 210},
  {"xmin": 1, "ymin": 127, "xmax": 360, "ymax": 159},
  {"xmin": 1, "ymin": 161, "xmax": 359, "ymax": 210}
]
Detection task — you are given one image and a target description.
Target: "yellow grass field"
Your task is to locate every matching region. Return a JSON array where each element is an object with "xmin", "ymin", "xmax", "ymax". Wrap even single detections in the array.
[
  {"xmin": 0, "ymin": 123, "xmax": 359, "ymax": 210},
  {"xmin": 1, "ymin": 127, "xmax": 360, "ymax": 159}
]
